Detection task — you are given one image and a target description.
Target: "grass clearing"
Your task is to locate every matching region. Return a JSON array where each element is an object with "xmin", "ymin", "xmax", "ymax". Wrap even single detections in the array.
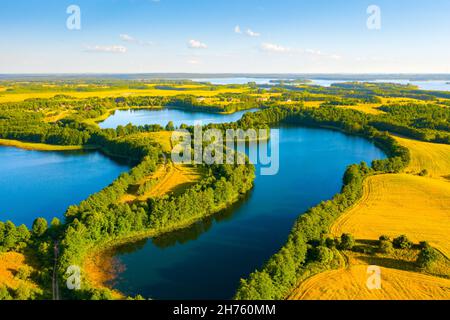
[
  {"xmin": 147, "ymin": 163, "xmax": 203, "ymax": 198},
  {"xmin": 394, "ymin": 136, "xmax": 450, "ymax": 179},
  {"xmin": 120, "ymin": 130, "xmax": 204, "ymax": 202},
  {"xmin": 121, "ymin": 162, "xmax": 204, "ymax": 203},
  {"xmin": 139, "ymin": 131, "xmax": 174, "ymax": 153},
  {"xmin": 341, "ymin": 103, "xmax": 383, "ymax": 115}
]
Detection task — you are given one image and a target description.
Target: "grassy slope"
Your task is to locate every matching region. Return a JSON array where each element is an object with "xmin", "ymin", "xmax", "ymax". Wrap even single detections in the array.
[{"xmin": 394, "ymin": 136, "xmax": 450, "ymax": 179}]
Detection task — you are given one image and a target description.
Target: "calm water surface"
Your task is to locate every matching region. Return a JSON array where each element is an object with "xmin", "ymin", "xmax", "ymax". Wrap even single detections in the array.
[
  {"xmin": 190, "ymin": 77, "xmax": 450, "ymax": 91},
  {"xmin": 0, "ymin": 148, "xmax": 130, "ymax": 226},
  {"xmin": 108, "ymin": 124, "xmax": 385, "ymax": 299},
  {"xmin": 99, "ymin": 108, "xmax": 258, "ymax": 129}
]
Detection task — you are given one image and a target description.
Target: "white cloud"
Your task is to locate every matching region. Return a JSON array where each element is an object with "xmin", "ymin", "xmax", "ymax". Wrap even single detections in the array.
[
  {"xmin": 85, "ymin": 45, "xmax": 127, "ymax": 53},
  {"xmin": 261, "ymin": 43, "xmax": 341, "ymax": 59},
  {"xmin": 188, "ymin": 39, "xmax": 208, "ymax": 49},
  {"xmin": 120, "ymin": 34, "xmax": 153, "ymax": 46},
  {"xmin": 235, "ymin": 25, "xmax": 261, "ymax": 37},
  {"xmin": 120, "ymin": 34, "xmax": 135, "ymax": 42},
  {"xmin": 245, "ymin": 29, "xmax": 260, "ymax": 37},
  {"xmin": 261, "ymin": 42, "xmax": 291, "ymax": 53}
]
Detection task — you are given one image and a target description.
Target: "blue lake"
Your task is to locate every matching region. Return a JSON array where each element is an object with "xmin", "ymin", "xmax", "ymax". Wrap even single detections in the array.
[
  {"xmin": 99, "ymin": 108, "xmax": 258, "ymax": 129},
  {"xmin": 0, "ymin": 147, "xmax": 130, "ymax": 227},
  {"xmin": 189, "ymin": 77, "xmax": 450, "ymax": 91}
]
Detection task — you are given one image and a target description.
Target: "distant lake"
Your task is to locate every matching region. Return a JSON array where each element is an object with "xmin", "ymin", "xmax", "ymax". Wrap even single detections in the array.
[
  {"xmin": 106, "ymin": 125, "xmax": 385, "ymax": 299},
  {"xmin": 192, "ymin": 78, "xmax": 277, "ymax": 85},
  {"xmin": 309, "ymin": 79, "xmax": 450, "ymax": 91},
  {"xmin": 0, "ymin": 147, "xmax": 130, "ymax": 226},
  {"xmin": 190, "ymin": 77, "xmax": 450, "ymax": 91},
  {"xmin": 99, "ymin": 108, "xmax": 258, "ymax": 129}
]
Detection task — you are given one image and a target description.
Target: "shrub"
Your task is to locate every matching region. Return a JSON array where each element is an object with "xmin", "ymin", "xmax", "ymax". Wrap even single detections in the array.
[
  {"xmin": 311, "ymin": 246, "xmax": 334, "ymax": 264},
  {"xmin": 15, "ymin": 266, "xmax": 32, "ymax": 281},
  {"xmin": 339, "ymin": 233, "xmax": 355, "ymax": 250},
  {"xmin": 416, "ymin": 245, "xmax": 438, "ymax": 268},
  {"xmin": 325, "ymin": 237, "xmax": 337, "ymax": 249},
  {"xmin": 419, "ymin": 241, "xmax": 430, "ymax": 249},
  {"xmin": 379, "ymin": 235, "xmax": 391, "ymax": 242},
  {"xmin": 0, "ymin": 285, "xmax": 13, "ymax": 300},
  {"xmin": 378, "ymin": 240, "xmax": 394, "ymax": 254},
  {"xmin": 32, "ymin": 218, "xmax": 48, "ymax": 238},
  {"xmin": 393, "ymin": 235, "xmax": 413, "ymax": 249}
]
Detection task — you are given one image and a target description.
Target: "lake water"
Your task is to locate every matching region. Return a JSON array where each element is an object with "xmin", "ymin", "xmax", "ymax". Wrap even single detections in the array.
[
  {"xmin": 0, "ymin": 147, "xmax": 130, "ymax": 227},
  {"xmin": 99, "ymin": 108, "xmax": 258, "ymax": 129},
  {"xmin": 309, "ymin": 79, "xmax": 450, "ymax": 91},
  {"xmin": 192, "ymin": 78, "xmax": 277, "ymax": 85},
  {"xmin": 106, "ymin": 119, "xmax": 385, "ymax": 299},
  {"xmin": 190, "ymin": 77, "xmax": 450, "ymax": 91}
]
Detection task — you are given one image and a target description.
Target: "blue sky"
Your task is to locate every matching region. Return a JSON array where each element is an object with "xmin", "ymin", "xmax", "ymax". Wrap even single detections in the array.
[{"xmin": 1, "ymin": 0, "xmax": 449, "ymax": 73}]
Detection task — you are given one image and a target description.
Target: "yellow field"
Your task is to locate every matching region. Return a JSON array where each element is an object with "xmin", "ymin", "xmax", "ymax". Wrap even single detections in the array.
[
  {"xmin": 0, "ymin": 252, "xmax": 36, "ymax": 290},
  {"xmin": 0, "ymin": 138, "xmax": 84, "ymax": 151},
  {"xmin": 0, "ymin": 85, "xmax": 248, "ymax": 103},
  {"xmin": 289, "ymin": 265, "xmax": 450, "ymax": 300},
  {"xmin": 331, "ymin": 174, "xmax": 450, "ymax": 257},
  {"xmin": 342, "ymin": 103, "xmax": 383, "ymax": 115},
  {"xmin": 394, "ymin": 136, "xmax": 450, "ymax": 179},
  {"xmin": 302, "ymin": 101, "xmax": 383, "ymax": 114},
  {"xmin": 379, "ymin": 97, "xmax": 430, "ymax": 105}
]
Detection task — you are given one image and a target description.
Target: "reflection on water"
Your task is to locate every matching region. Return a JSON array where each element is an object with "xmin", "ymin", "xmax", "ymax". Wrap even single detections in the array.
[{"xmin": 152, "ymin": 191, "xmax": 252, "ymax": 249}]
